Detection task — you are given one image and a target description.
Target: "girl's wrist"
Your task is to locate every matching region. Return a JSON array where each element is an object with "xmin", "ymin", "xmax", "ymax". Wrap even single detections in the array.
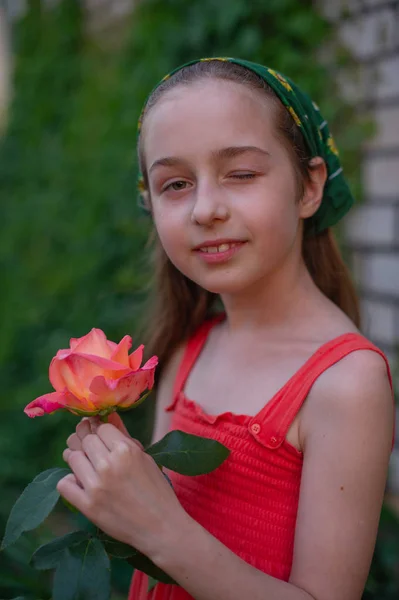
[{"xmin": 147, "ymin": 511, "xmax": 200, "ymax": 571}]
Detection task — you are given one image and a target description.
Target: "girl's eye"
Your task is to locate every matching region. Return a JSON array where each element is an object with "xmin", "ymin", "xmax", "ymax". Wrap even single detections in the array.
[
  {"xmin": 164, "ymin": 180, "xmax": 189, "ymax": 192},
  {"xmin": 230, "ymin": 173, "xmax": 257, "ymax": 180}
]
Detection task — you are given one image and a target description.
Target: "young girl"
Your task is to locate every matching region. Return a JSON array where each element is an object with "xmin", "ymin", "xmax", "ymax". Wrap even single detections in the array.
[{"xmin": 58, "ymin": 58, "xmax": 395, "ymax": 600}]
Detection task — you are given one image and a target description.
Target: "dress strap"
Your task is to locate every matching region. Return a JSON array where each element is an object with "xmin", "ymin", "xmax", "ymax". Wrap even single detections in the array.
[
  {"xmin": 248, "ymin": 333, "xmax": 394, "ymax": 450},
  {"xmin": 166, "ymin": 314, "xmax": 225, "ymax": 412}
]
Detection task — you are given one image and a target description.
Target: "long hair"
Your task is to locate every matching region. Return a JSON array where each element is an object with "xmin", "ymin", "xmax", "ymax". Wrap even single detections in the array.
[{"xmin": 138, "ymin": 61, "xmax": 360, "ymax": 376}]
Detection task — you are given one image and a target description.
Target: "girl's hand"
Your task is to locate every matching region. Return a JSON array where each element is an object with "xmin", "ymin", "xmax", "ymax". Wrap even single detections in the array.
[
  {"xmin": 64, "ymin": 413, "xmax": 135, "ymax": 451},
  {"xmin": 58, "ymin": 416, "xmax": 188, "ymax": 557}
]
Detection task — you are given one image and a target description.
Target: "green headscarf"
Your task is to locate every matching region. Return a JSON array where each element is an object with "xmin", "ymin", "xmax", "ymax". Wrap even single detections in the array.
[{"xmin": 137, "ymin": 57, "xmax": 354, "ymax": 234}]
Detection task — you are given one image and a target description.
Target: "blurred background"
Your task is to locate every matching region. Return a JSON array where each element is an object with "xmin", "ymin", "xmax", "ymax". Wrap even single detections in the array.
[{"xmin": 0, "ymin": 0, "xmax": 398, "ymax": 598}]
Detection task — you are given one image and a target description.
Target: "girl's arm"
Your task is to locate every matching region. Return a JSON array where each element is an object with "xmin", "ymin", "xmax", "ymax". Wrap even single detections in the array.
[{"xmin": 148, "ymin": 350, "xmax": 393, "ymax": 600}]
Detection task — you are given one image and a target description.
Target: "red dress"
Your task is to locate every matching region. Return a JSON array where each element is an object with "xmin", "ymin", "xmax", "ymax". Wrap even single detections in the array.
[{"xmin": 129, "ymin": 316, "xmax": 394, "ymax": 600}]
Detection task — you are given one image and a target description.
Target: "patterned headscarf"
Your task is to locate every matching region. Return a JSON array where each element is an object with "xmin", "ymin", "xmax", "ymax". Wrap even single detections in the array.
[{"xmin": 137, "ymin": 57, "xmax": 354, "ymax": 234}]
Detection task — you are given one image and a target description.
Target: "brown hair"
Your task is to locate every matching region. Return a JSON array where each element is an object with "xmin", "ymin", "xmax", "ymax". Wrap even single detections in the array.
[{"xmin": 138, "ymin": 61, "xmax": 360, "ymax": 376}]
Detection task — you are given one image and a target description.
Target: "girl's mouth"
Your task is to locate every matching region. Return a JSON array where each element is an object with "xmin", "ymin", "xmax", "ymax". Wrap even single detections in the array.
[{"xmin": 194, "ymin": 241, "xmax": 246, "ymax": 264}]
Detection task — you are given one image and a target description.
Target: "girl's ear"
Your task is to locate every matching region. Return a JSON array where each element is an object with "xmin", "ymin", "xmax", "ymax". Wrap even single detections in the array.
[
  {"xmin": 139, "ymin": 190, "xmax": 152, "ymax": 213},
  {"xmin": 299, "ymin": 156, "xmax": 327, "ymax": 219}
]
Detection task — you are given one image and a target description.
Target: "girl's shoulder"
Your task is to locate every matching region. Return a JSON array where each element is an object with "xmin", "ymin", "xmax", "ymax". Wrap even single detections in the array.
[{"xmin": 300, "ymin": 335, "xmax": 394, "ymax": 449}]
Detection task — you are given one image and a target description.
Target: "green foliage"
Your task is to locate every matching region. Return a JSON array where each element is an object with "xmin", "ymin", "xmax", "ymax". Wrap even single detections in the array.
[
  {"xmin": 0, "ymin": 0, "xmax": 395, "ymax": 598},
  {"xmin": 146, "ymin": 430, "xmax": 230, "ymax": 474},
  {"xmin": 31, "ymin": 531, "xmax": 91, "ymax": 570},
  {"xmin": 1, "ymin": 468, "xmax": 69, "ymax": 550},
  {"xmin": 365, "ymin": 506, "xmax": 399, "ymax": 599},
  {"xmin": 51, "ymin": 537, "xmax": 110, "ymax": 600}
]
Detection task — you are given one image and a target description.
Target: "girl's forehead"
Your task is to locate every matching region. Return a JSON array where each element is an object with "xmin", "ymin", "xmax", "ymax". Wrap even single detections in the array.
[{"xmin": 142, "ymin": 79, "xmax": 277, "ymax": 155}]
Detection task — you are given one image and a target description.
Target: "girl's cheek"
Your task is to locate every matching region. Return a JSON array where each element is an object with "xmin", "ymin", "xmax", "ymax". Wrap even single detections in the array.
[
  {"xmin": 153, "ymin": 212, "xmax": 186, "ymax": 251},
  {"xmin": 153, "ymin": 194, "xmax": 192, "ymax": 226}
]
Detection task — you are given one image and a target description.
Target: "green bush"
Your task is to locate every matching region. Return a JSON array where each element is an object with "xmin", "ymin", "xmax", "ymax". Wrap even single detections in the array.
[{"xmin": 0, "ymin": 0, "xmax": 396, "ymax": 598}]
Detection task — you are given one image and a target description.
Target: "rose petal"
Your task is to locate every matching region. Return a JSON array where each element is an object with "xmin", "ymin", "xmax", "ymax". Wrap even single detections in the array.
[
  {"xmin": 56, "ymin": 353, "xmax": 124, "ymax": 400},
  {"xmin": 49, "ymin": 355, "xmax": 91, "ymax": 401},
  {"xmin": 24, "ymin": 390, "xmax": 83, "ymax": 417},
  {"xmin": 128, "ymin": 344, "xmax": 144, "ymax": 371},
  {"xmin": 141, "ymin": 355, "xmax": 158, "ymax": 371},
  {"xmin": 69, "ymin": 338, "xmax": 81, "ymax": 350},
  {"xmin": 88, "ymin": 375, "xmax": 116, "ymax": 409},
  {"xmin": 70, "ymin": 353, "xmax": 131, "ymax": 378},
  {"xmin": 89, "ymin": 364, "xmax": 156, "ymax": 410},
  {"xmin": 110, "ymin": 335, "xmax": 132, "ymax": 367},
  {"xmin": 49, "ymin": 355, "xmax": 70, "ymax": 392},
  {"xmin": 71, "ymin": 328, "xmax": 113, "ymax": 359},
  {"xmin": 116, "ymin": 369, "xmax": 156, "ymax": 408}
]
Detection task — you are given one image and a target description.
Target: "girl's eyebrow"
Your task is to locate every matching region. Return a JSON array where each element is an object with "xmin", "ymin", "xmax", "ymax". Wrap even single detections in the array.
[
  {"xmin": 149, "ymin": 146, "xmax": 270, "ymax": 174},
  {"xmin": 213, "ymin": 146, "xmax": 271, "ymax": 160}
]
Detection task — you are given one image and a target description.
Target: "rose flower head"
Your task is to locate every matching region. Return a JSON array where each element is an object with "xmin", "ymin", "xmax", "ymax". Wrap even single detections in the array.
[{"xmin": 25, "ymin": 329, "xmax": 158, "ymax": 418}]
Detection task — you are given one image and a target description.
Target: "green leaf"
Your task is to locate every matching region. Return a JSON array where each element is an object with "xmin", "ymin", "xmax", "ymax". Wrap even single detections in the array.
[
  {"xmin": 1, "ymin": 467, "xmax": 71, "ymax": 550},
  {"xmin": 53, "ymin": 538, "xmax": 111, "ymax": 600},
  {"xmin": 97, "ymin": 531, "xmax": 174, "ymax": 585},
  {"xmin": 98, "ymin": 532, "xmax": 138, "ymax": 559},
  {"xmin": 146, "ymin": 430, "xmax": 230, "ymax": 475},
  {"xmin": 148, "ymin": 576, "xmax": 159, "ymax": 591},
  {"xmin": 127, "ymin": 550, "xmax": 175, "ymax": 585},
  {"xmin": 31, "ymin": 530, "xmax": 90, "ymax": 570}
]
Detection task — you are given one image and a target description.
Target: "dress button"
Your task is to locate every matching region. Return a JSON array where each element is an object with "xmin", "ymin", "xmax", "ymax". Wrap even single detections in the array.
[
  {"xmin": 270, "ymin": 436, "xmax": 278, "ymax": 445},
  {"xmin": 251, "ymin": 423, "xmax": 261, "ymax": 434}
]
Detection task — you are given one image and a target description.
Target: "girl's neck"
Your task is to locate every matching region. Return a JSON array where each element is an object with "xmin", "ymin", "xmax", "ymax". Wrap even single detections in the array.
[{"xmin": 220, "ymin": 258, "xmax": 325, "ymax": 339}]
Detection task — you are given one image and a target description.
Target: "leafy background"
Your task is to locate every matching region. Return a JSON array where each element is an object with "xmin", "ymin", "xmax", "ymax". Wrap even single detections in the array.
[{"xmin": 0, "ymin": 0, "xmax": 398, "ymax": 598}]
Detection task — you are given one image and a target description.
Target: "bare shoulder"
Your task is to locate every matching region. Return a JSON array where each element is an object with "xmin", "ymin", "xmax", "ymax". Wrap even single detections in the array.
[
  {"xmin": 301, "ymin": 344, "xmax": 394, "ymax": 446},
  {"xmin": 316, "ymin": 346, "xmax": 391, "ymax": 405}
]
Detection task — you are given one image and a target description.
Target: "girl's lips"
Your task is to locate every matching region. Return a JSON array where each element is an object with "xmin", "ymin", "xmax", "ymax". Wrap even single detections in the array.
[{"xmin": 194, "ymin": 242, "xmax": 246, "ymax": 264}]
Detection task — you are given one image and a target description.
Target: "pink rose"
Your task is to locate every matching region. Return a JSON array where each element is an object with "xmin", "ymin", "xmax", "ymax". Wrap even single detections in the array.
[{"xmin": 24, "ymin": 329, "xmax": 158, "ymax": 418}]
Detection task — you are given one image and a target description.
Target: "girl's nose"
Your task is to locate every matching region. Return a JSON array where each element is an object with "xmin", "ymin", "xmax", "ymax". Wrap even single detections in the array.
[{"xmin": 190, "ymin": 181, "xmax": 230, "ymax": 226}]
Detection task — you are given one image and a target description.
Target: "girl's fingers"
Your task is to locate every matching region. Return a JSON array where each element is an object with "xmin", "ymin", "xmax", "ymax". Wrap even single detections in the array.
[
  {"xmin": 107, "ymin": 412, "xmax": 131, "ymax": 437},
  {"xmin": 81, "ymin": 434, "xmax": 111, "ymax": 473},
  {"xmin": 66, "ymin": 432, "xmax": 82, "ymax": 451},
  {"xmin": 88, "ymin": 414, "xmax": 131, "ymax": 439},
  {"xmin": 63, "ymin": 448, "xmax": 72, "ymax": 462},
  {"xmin": 97, "ymin": 423, "xmax": 143, "ymax": 452},
  {"xmin": 76, "ymin": 418, "xmax": 91, "ymax": 441},
  {"xmin": 57, "ymin": 473, "xmax": 88, "ymax": 511},
  {"xmin": 65, "ymin": 449, "xmax": 99, "ymax": 491}
]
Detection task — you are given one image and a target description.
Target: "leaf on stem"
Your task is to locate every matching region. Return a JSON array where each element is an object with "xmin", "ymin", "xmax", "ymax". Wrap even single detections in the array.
[
  {"xmin": 97, "ymin": 532, "xmax": 138, "ymax": 559},
  {"xmin": 148, "ymin": 576, "xmax": 159, "ymax": 591},
  {"xmin": 146, "ymin": 430, "xmax": 230, "ymax": 475},
  {"xmin": 1, "ymin": 467, "xmax": 71, "ymax": 550},
  {"xmin": 52, "ymin": 537, "xmax": 110, "ymax": 600},
  {"xmin": 31, "ymin": 530, "xmax": 90, "ymax": 569},
  {"xmin": 126, "ymin": 550, "xmax": 175, "ymax": 585},
  {"xmin": 98, "ymin": 532, "xmax": 175, "ymax": 585}
]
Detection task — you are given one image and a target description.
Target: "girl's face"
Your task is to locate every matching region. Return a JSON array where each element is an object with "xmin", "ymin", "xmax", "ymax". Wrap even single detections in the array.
[{"xmin": 142, "ymin": 79, "xmax": 321, "ymax": 296}]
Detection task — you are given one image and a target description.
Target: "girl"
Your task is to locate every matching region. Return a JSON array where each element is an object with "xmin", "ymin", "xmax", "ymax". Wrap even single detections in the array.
[{"xmin": 58, "ymin": 58, "xmax": 395, "ymax": 600}]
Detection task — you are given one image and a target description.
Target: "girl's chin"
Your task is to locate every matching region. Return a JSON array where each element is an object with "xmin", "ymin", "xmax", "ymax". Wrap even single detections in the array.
[{"xmin": 189, "ymin": 273, "xmax": 260, "ymax": 296}]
